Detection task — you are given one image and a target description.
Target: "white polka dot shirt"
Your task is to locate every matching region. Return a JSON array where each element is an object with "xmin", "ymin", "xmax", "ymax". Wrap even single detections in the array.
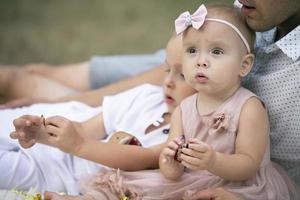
[{"xmin": 243, "ymin": 26, "xmax": 300, "ymax": 184}]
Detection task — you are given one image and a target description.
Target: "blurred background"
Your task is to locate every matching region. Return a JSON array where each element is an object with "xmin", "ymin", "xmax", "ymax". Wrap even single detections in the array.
[{"xmin": 0, "ymin": 0, "xmax": 231, "ymax": 65}]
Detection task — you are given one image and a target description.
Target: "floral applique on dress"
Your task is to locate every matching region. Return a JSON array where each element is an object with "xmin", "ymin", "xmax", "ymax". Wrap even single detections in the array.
[{"xmin": 205, "ymin": 111, "xmax": 233, "ymax": 135}]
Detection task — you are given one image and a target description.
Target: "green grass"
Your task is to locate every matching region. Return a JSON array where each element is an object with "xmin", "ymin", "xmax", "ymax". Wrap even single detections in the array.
[{"xmin": 0, "ymin": 0, "xmax": 232, "ymax": 65}]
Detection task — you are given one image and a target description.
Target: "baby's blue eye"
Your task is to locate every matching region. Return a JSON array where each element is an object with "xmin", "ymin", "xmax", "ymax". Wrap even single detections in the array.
[{"xmin": 212, "ymin": 49, "xmax": 223, "ymax": 55}]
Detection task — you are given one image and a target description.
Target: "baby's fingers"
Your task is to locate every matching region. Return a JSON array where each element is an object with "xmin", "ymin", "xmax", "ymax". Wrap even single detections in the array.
[
  {"xmin": 167, "ymin": 135, "xmax": 185, "ymax": 149},
  {"xmin": 10, "ymin": 130, "xmax": 27, "ymax": 140},
  {"xmin": 162, "ymin": 146, "xmax": 177, "ymax": 157},
  {"xmin": 167, "ymin": 140, "xmax": 180, "ymax": 151},
  {"xmin": 13, "ymin": 118, "xmax": 28, "ymax": 129},
  {"xmin": 181, "ymin": 160, "xmax": 200, "ymax": 171},
  {"xmin": 9, "ymin": 131, "xmax": 20, "ymax": 139},
  {"xmin": 45, "ymin": 124, "xmax": 60, "ymax": 137},
  {"xmin": 187, "ymin": 139, "xmax": 210, "ymax": 153},
  {"xmin": 180, "ymin": 154, "xmax": 201, "ymax": 168},
  {"xmin": 13, "ymin": 116, "xmax": 41, "ymax": 131},
  {"xmin": 10, "ymin": 131, "xmax": 36, "ymax": 148},
  {"xmin": 23, "ymin": 115, "xmax": 43, "ymax": 126},
  {"xmin": 174, "ymin": 135, "xmax": 185, "ymax": 145},
  {"xmin": 19, "ymin": 139, "xmax": 36, "ymax": 148}
]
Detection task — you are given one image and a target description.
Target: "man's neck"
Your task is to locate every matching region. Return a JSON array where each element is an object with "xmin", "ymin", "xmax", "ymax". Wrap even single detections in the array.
[{"xmin": 276, "ymin": 12, "xmax": 300, "ymax": 41}]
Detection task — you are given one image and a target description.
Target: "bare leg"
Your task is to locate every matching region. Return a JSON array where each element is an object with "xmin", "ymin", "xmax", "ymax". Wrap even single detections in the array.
[
  {"xmin": 0, "ymin": 68, "xmax": 76, "ymax": 101},
  {"xmin": 24, "ymin": 62, "xmax": 90, "ymax": 91},
  {"xmin": 44, "ymin": 191, "xmax": 95, "ymax": 200}
]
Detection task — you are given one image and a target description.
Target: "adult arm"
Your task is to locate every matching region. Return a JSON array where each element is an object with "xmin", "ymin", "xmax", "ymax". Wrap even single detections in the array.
[
  {"xmin": 56, "ymin": 65, "xmax": 165, "ymax": 107},
  {"xmin": 0, "ymin": 65, "xmax": 165, "ymax": 108}
]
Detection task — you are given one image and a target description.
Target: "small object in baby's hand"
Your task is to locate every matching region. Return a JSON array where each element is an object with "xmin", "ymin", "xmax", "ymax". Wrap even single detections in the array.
[
  {"xmin": 175, "ymin": 143, "xmax": 189, "ymax": 162},
  {"xmin": 108, "ymin": 131, "xmax": 142, "ymax": 146},
  {"xmin": 41, "ymin": 115, "xmax": 56, "ymax": 137},
  {"xmin": 174, "ymin": 135, "xmax": 186, "ymax": 162},
  {"xmin": 174, "ymin": 147, "xmax": 183, "ymax": 162},
  {"xmin": 181, "ymin": 143, "xmax": 189, "ymax": 149},
  {"xmin": 41, "ymin": 115, "xmax": 46, "ymax": 126}
]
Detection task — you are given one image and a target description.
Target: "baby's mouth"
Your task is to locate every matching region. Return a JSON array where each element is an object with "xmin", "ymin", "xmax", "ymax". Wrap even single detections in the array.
[
  {"xmin": 195, "ymin": 73, "xmax": 208, "ymax": 82},
  {"xmin": 165, "ymin": 95, "xmax": 175, "ymax": 105}
]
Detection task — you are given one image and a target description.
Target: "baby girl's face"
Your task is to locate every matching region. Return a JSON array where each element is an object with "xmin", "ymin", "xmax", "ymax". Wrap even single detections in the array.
[
  {"xmin": 163, "ymin": 36, "xmax": 196, "ymax": 114},
  {"xmin": 181, "ymin": 20, "xmax": 247, "ymax": 97}
]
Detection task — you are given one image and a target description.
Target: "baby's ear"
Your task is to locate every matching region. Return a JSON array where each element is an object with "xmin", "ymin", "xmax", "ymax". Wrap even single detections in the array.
[{"xmin": 239, "ymin": 54, "xmax": 254, "ymax": 77}]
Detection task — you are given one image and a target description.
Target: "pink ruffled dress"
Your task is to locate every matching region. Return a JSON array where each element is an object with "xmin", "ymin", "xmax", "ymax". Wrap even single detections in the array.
[{"xmin": 80, "ymin": 87, "xmax": 293, "ymax": 200}]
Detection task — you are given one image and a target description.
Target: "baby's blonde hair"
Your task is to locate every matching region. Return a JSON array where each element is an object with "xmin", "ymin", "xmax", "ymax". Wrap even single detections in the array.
[{"xmin": 206, "ymin": 4, "xmax": 255, "ymax": 52}]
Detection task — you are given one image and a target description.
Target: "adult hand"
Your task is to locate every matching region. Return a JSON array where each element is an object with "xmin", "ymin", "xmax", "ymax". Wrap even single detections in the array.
[
  {"xmin": 45, "ymin": 116, "xmax": 84, "ymax": 154},
  {"xmin": 183, "ymin": 187, "xmax": 244, "ymax": 200},
  {"xmin": 180, "ymin": 138, "xmax": 216, "ymax": 171},
  {"xmin": 10, "ymin": 115, "xmax": 46, "ymax": 148}
]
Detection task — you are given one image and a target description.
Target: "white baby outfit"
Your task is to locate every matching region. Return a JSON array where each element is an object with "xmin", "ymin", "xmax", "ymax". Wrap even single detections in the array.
[{"xmin": 0, "ymin": 84, "xmax": 169, "ymax": 194}]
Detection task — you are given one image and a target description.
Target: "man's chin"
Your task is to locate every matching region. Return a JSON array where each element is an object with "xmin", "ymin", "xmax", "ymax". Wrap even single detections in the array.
[{"xmin": 246, "ymin": 18, "xmax": 273, "ymax": 32}]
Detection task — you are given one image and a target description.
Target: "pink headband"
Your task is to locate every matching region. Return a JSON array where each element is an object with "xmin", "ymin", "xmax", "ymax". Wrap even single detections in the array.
[{"xmin": 175, "ymin": 4, "xmax": 251, "ymax": 53}]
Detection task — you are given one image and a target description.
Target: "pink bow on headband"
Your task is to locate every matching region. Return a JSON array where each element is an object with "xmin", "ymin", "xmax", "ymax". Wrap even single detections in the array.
[{"xmin": 175, "ymin": 4, "xmax": 207, "ymax": 34}]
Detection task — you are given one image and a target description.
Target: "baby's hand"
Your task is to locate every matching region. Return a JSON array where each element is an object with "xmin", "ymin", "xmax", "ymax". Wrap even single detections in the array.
[
  {"xmin": 45, "ymin": 116, "xmax": 84, "ymax": 154},
  {"xmin": 10, "ymin": 115, "xmax": 46, "ymax": 148},
  {"xmin": 161, "ymin": 136, "xmax": 185, "ymax": 164},
  {"xmin": 160, "ymin": 135, "xmax": 186, "ymax": 180},
  {"xmin": 180, "ymin": 138, "xmax": 216, "ymax": 171}
]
